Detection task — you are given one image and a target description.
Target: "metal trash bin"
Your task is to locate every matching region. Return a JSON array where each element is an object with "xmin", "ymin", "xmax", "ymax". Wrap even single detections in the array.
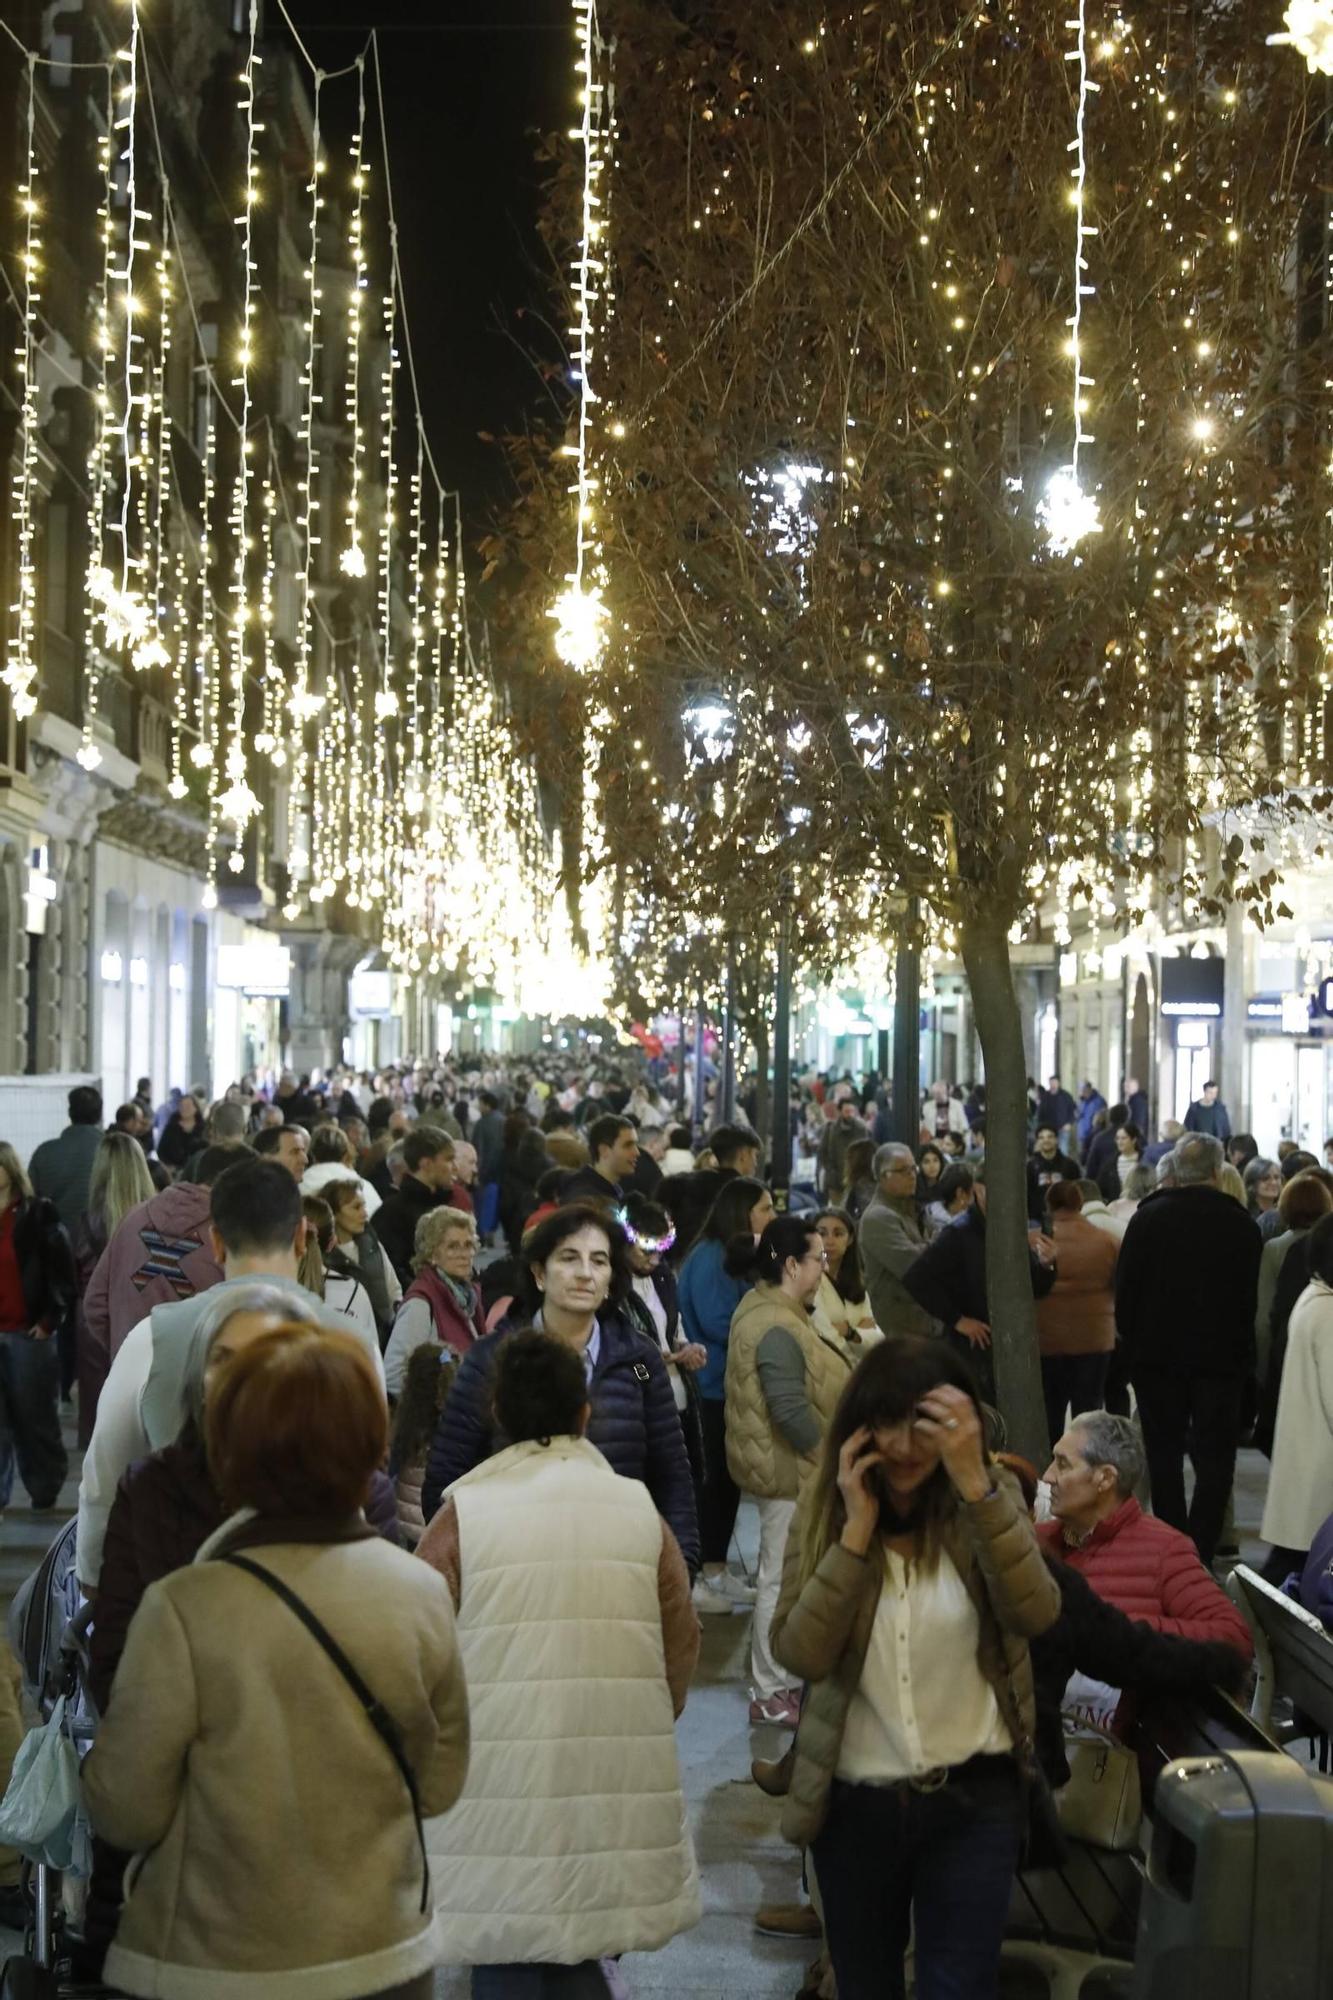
[{"xmin": 1133, "ymin": 1750, "xmax": 1333, "ymax": 1998}]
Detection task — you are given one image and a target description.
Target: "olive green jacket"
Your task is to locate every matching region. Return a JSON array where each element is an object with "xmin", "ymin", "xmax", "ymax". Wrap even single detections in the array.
[{"xmin": 770, "ymin": 1468, "xmax": 1060, "ymax": 1847}]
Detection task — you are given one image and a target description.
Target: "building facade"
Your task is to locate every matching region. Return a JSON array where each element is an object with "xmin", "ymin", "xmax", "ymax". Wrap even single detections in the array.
[{"xmin": 0, "ymin": 0, "xmax": 434, "ymax": 1138}]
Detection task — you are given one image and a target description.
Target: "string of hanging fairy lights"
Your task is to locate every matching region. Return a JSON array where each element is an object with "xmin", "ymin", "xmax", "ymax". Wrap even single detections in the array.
[
  {"xmin": 1, "ymin": 9, "xmax": 563, "ymax": 1012},
  {"xmin": 1038, "ymin": 0, "xmax": 1102, "ymax": 555},
  {"xmin": 284, "ymin": 65, "xmax": 325, "ymax": 911},
  {"xmin": 549, "ymin": 0, "xmax": 613, "ymax": 673},
  {"xmin": 2, "ymin": 56, "xmax": 41, "ymax": 724},
  {"xmin": 78, "ymin": 67, "xmax": 118, "ymax": 770},
  {"xmin": 217, "ymin": 0, "xmax": 261, "ymax": 865},
  {"xmin": 339, "ymin": 63, "xmax": 369, "ymax": 584}
]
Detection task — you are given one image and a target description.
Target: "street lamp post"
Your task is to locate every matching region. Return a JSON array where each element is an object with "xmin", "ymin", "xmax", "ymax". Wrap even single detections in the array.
[
  {"xmin": 892, "ymin": 901, "xmax": 922, "ymax": 1149},
  {"xmin": 772, "ymin": 893, "xmax": 793, "ymax": 1206},
  {"xmin": 721, "ymin": 937, "xmax": 737, "ymax": 1123},
  {"xmin": 692, "ymin": 995, "xmax": 707, "ymax": 1146}
]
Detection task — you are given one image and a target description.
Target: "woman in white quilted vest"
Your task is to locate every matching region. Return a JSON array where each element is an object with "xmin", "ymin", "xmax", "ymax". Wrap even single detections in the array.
[
  {"xmin": 724, "ymin": 1216, "xmax": 856, "ymax": 1728},
  {"xmin": 416, "ymin": 1328, "xmax": 701, "ymax": 1998}
]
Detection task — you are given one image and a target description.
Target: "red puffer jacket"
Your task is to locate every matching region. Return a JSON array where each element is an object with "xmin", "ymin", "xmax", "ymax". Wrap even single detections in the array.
[{"xmin": 1037, "ymin": 1498, "xmax": 1251, "ymax": 1657}]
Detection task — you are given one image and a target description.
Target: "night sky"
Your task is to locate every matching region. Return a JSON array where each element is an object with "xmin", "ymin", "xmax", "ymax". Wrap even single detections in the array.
[{"xmin": 283, "ymin": 0, "xmax": 573, "ymax": 530}]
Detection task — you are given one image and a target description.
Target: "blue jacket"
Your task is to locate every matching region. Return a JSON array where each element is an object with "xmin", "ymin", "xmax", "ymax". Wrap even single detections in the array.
[
  {"xmin": 677, "ymin": 1237, "xmax": 750, "ymax": 1402},
  {"xmin": 421, "ymin": 1308, "xmax": 699, "ymax": 1575},
  {"xmin": 1076, "ymin": 1089, "xmax": 1106, "ymax": 1153}
]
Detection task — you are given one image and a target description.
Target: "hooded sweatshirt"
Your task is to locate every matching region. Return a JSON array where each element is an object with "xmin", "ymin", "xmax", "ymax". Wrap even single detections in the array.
[{"xmin": 81, "ymin": 1183, "xmax": 222, "ymax": 1428}]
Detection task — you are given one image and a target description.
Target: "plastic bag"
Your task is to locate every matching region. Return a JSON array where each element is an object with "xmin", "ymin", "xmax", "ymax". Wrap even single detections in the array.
[{"xmin": 0, "ymin": 1696, "xmax": 84, "ymax": 1871}]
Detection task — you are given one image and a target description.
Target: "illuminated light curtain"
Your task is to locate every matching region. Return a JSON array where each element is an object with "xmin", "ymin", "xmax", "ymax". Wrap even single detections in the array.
[
  {"xmin": 1038, "ymin": 0, "xmax": 1101, "ymax": 554},
  {"xmin": 286, "ymin": 66, "xmax": 326, "ymax": 913},
  {"xmin": 78, "ymin": 65, "xmax": 118, "ymax": 770},
  {"xmin": 138, "ymin": 184, "xmax": 173, "ymax": 678},
  {"xmin": 549, "ymin": 0, "xmax": 612, "ymax": 671},
  {"xmin": 217, "ymin": 0, "xmax": 262, "ymax": 868},
  {"xmin": 3, "ymin": 55, "xmax": 42, "ymax": 722},
  {"xmin": 339, "ymin": 60, "xmax": 369, "ymax": 580}
]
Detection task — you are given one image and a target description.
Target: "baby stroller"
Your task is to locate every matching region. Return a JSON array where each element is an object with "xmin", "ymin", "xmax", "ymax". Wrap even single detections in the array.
[{"xmin": 0, "ymin": 1518, "xmax": 97, "ymax": 1998}]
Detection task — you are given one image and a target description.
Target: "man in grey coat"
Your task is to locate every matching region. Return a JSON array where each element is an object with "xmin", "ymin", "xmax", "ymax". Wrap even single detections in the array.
[
  {"xmin": 28, "ymin": 1085, "xmax": 104, "ymax": 1232},
  {"xmin": 857, "ymin": 1143, "xmax": 938, "ymax": 1338}
]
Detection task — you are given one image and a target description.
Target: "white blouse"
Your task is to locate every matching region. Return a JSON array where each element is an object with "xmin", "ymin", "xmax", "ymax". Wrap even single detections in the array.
[{"xmin": 837, "ymin": 1546, "xmax": 1012, "ymax": 1782}]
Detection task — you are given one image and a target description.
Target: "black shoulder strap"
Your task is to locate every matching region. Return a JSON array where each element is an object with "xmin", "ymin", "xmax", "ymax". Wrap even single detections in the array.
[{"xmin": 221, "ymin": 1553, "xmax": 430, "ymax": 1912}]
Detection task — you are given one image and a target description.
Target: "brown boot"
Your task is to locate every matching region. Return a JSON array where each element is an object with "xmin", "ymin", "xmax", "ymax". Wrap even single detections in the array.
[
  {"xmin": 751, "ymin": 1742, "xmax": 796, "ymax": 1796},
  {"xmin": 754, "ymin": 1902, "xmax": 822, "ymax": 1941}
]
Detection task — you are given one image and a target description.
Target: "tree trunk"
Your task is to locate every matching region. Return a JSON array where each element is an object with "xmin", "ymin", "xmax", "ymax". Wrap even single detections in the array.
[
  {"xmin": 891, "ymin": 907, "xmax": 921, "ymax": 1147},
  {"xmin": 959, "ymin": 903, "xmax": 1048, "ymax": 1464},
  {"xmin": 749, "ymin": 1013, "xmax": 771, "ymax": 1154}
]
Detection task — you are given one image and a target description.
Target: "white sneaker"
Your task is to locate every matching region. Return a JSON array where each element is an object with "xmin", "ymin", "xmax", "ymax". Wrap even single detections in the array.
[
  {"xmin": 693, "ymin": 1576, "xmax": 743, "ymax": 1616},
  {"xmin": 717, "ymin": 1566, "xmax": 758, "ymax": 1604}
]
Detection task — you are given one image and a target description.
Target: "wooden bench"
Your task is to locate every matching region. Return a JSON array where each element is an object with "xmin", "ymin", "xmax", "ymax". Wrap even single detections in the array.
[
  {"xmin": 1227, "ymin": 1563, "xmax": 1333, "ymax": 1744},
  {"xmin": 1003, "ymin": 1683, "xmax": 1281, "ymax": 1998}
]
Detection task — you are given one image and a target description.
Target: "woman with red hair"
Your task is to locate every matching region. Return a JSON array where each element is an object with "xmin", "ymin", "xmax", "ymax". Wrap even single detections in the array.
[{"xmin": 82, "ymin": 1324, "xmax": 469, "ymax": 2000}]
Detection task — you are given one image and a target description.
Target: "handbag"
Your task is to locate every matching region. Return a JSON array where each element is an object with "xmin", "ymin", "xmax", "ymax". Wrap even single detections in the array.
[
  {"xmin": 0, "ymin": 1695, "xmax": 86, "ymax": 1872},
  {"xmin": 220, "ymin": 1555, "xmax": 430, "ymax": 1912},
  {"xmin": 1057, "ymin": 1719, "xmax": 1142, "ymax": 1851}
]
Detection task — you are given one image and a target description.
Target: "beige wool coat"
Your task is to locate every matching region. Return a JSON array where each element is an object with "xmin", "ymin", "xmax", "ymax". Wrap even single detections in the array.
[
  {"xmin": 81, "ymin": 1522, "xmax": 470, "ymax": 2000},
  {"xmin": 770, "ymin": 1469, "xmax": 1060, "ymax": 1847}
]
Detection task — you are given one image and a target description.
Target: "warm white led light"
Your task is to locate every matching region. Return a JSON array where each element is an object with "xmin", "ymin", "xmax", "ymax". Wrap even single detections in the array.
[
  {"xmin": 220, "ymin": 0, "xmax": 261, "ymax": 851},
  {"xmin": 340, "ymin": 64, "xmax": 370, "ymax": 583},
  {"xmin": 1044, "ymin": 0, "xmax": 1102, "ymax": 554},
  {"xmin": 1269, "ymin": 1, "xmax": 1333, "ymax": 73},
  {"xmin": 3, "ymin": 58, "xmax": 41, "ymax": 722},
  {"xmin": 550, "ymin": 0, "xmax": 614, "ymax": 670}
]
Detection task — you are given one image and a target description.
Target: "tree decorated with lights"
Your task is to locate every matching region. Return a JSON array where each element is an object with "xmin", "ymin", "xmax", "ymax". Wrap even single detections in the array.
[{"xmin": 510, "ymin": 0, "xmax": 1333, "ymax": 1455}]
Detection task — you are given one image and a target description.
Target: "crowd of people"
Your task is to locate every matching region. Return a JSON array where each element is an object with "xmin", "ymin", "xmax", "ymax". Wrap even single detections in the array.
[{"xmin": 0, "ymin": 1048, "xmax": 1328, "ymax": 1997}]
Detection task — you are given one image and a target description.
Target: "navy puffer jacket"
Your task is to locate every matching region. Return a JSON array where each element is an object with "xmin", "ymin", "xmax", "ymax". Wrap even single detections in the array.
[{"xmin": 421, "ymin": 1308, "xmax": 699, "ymax": 1575}]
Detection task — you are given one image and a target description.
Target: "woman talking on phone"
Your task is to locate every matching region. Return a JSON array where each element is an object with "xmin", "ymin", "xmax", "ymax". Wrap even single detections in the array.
[{"xmin": 770, "ymin": 1337, "xmax": 1059, "ymax": 2000}]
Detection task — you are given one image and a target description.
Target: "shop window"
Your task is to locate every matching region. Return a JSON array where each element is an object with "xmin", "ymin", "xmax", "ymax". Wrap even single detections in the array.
[{"xmin": 24, "ymin": 933, "xmax": 41, "ymax": 1076}]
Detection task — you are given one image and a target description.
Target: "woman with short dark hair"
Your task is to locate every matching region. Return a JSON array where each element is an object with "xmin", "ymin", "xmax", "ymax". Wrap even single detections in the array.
[
  {"xmin": 82, "ymin": 1325, "xmax": 469, "ymax": 2000},
  {"xmin": 421, "ymin": 1205, "xmax": 698, "ymax": 1576}
]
